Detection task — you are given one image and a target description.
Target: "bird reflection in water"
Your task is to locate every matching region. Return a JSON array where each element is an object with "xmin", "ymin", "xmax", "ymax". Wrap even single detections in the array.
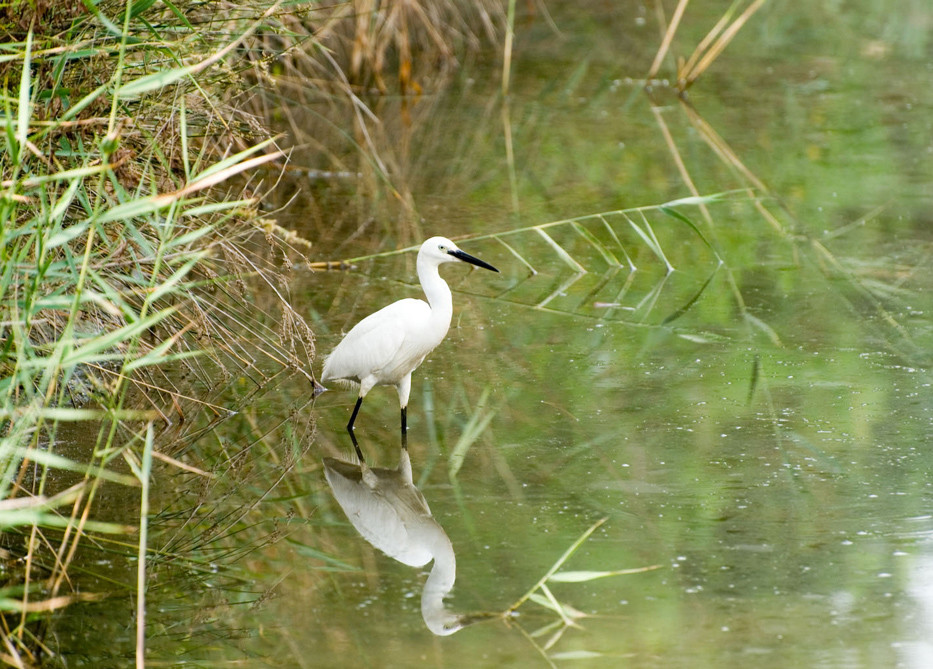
[{"xmin": 323, "ymin": 450, "xmax": 492, "ymax": 635}]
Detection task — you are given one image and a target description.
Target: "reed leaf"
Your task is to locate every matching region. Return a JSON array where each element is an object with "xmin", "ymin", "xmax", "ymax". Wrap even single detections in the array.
[
  {"xmin": 46, "ymin": 221, "xmax": 87, "ymax": 252},
  {"xmin": 4, "ymin": 447, "xmax": 138, "ymax": 487},
  {"xmin": 0, "ymin": 592, "xmax": 104, "ymax": 614},
  {"xmin": 648, "ymin": 0, "xmax": 690, "ymax": 79},
  {"xmin": 548, "ymin": 566, "xmax": 662, "ymax": 582},
  {"xmin": 680, "ymin": 0, "xmax": 769, "ymax": 88},
  {"xmin": 62, "ymin": 308, "xmax": 178, "ymax": 367},
  {"xmin": 17, "ymin": 162, "xmax": 115, "ymax": 187},
  {"xmin": 135, "ymin": 423, "xmax": 154, "ymax": 668},
  {"xmin": 95, "ymin": 195, "xmax": 176, "ymax": 224},
  {"xmin": 0, "ymin": 407, "xmax": 157, "ymax": 421},
  {"xmin": 15, "ymin": 30, "xmax": 32, "ymax": 165},
  {"xmin": 549, "ymin": 650, "xmax": 606, "ymax": 660},
  {"xmin": 0, "ymin": 510, "xmax": 130, "ymax": 533},
  {"xmin": 146, "ymin": 254, "xmax": 204, "ymax": 304}
]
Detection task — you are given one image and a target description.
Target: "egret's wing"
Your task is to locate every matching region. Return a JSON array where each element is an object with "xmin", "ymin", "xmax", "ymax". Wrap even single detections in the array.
[{"xmin": 322, "ymin": 299, "xmax": 428, "ymax": 383}]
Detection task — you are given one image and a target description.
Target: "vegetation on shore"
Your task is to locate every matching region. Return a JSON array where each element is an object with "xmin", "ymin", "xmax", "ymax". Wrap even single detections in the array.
[{"xmin": 0, "ymin": 2, "xmax": 310, "ymax": 664}]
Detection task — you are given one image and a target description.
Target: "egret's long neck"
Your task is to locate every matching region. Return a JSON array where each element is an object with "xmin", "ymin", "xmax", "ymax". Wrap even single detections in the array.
[
  {"xmin": 420, "ymin": 525, "xmax": 460, "ymax": 636},
  {"xmin": 418, "ymin": 260, "xmax": 453, "ymax": 326}
]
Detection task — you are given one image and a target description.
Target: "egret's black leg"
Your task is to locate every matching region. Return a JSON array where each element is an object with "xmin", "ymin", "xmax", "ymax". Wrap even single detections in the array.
[
  {"xmin": 348, "ymin": 430, "xmax": 365, "ymax": 463},
  {"xmin": 347, "ymin": 396, "xmax": 365, "ymax": 462},
  {"xmin": 401, "ymin": 406, "xmax": 408, "ymax": 450}
]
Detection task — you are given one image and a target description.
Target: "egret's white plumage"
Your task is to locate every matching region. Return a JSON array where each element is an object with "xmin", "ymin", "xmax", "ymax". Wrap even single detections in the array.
[
  {"xmin": 323, "ymin": 451, "xmax": 459, "ymax": 634},
  {"xmin": 324, "ymin": 451, "xmax": 494, "ymax": 635},
  {"xmin": 322, "ymin": 236, "xmax": 498, "ymax": 456}
]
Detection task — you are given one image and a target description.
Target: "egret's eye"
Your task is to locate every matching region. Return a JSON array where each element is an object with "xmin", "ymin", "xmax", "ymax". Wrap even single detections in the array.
[{"xmin": 438, "ymin": 244, "xmax": 447, "ymax": 253}]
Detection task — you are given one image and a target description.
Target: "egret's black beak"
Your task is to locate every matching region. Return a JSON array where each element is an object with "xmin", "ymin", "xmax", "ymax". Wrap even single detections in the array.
[{"xmin": 449, "ymin": 248, "xmax": 499, "ymax": 272}]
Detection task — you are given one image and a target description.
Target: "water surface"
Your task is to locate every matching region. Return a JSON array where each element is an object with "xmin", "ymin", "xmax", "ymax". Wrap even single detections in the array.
[
  {"xmin": 275, "ymin": 3, "xmax": 933, "ymax": 662},
  {"xmin": 59, "ymin": 2, "xmax": 933, "ymax": 666}
]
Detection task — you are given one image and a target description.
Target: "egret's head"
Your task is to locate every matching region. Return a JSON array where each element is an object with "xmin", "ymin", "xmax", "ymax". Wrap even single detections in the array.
[{"xmin": 420, "ymin": 236, "xmax": 499, "ymax": 273}]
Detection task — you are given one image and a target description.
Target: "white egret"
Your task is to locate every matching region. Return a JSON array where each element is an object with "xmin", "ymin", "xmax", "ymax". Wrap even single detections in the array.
[
  {"xmin": 322, "ymin": 236, "xmax": 499, "ymax": 458},
  {"xmin": 324, "ymin": 451, "xmax": 495, "ymax": 634},
  {"xmin": 323, "ymin": 451, "xmax": 464, "ymax": 635}
]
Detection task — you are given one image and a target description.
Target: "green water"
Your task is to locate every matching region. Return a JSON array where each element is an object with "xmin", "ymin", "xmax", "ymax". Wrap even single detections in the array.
[{"xmin": 57, "ymin": 2, "xmax": 933, "ymax": 667}]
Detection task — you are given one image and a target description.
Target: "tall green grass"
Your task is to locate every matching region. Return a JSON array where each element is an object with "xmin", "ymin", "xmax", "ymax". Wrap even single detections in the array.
[{"xmin": 0, "ymin": 2, "xmax": 320, "ymax": 664}]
